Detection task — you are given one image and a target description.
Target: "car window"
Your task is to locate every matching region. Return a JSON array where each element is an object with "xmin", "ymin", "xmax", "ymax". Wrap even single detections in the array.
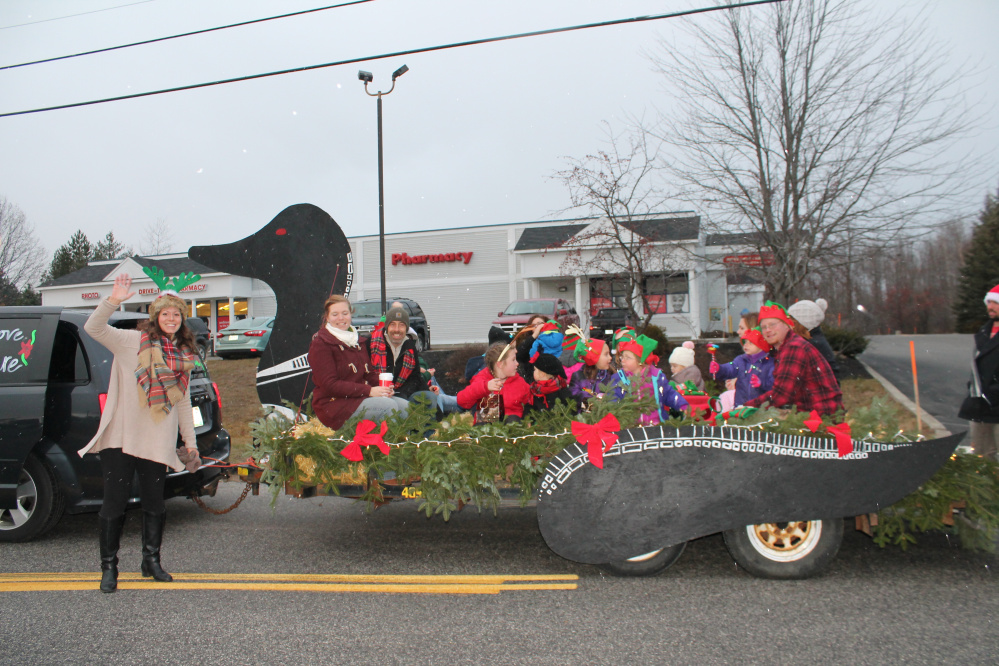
[
  {"xmin": 0, "ymin": 316, "xmax": 55, "ymax": 385},
  {"xmin": 352, "ymin": 302, "xmax": 384, "ymax": 318},
  {"xmin": 409, "ymin": 304, "xmax": 424, "ymax": 318},
  {"xmin": 49, "ymin": 321, "xmax": 90, "ymax": 384}
]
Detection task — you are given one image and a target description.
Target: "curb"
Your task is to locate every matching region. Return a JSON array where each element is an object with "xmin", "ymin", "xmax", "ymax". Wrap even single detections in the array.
[{"xmin": 859, "ymin": 360, "xmax": 951, "ymax": 439}]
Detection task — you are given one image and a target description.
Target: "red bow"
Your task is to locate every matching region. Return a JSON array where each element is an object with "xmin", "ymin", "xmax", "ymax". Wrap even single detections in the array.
[
  {"xmin": 340, "ymin": 420, "xmax": 390, "ymax": 462},
  {"xmin": 804, "ymin": 410, "xmax": 823, "ymax": 433},
  {"xmin": 827, "ymin": 422, "xmax": 853, "ymax": 457},
  {"xmin": 572, "ymin": 414, "xmax": 620, "ymax": 468}
]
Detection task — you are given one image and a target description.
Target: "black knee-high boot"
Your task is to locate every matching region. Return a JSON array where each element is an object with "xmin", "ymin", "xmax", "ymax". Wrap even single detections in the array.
[
  {"xmin": 99, "ymin": 515, "xmax": 126, "ymax": 593},
  {"xmin": 140, "ymin": 511, "xmax": 173, "ymax": 582}
]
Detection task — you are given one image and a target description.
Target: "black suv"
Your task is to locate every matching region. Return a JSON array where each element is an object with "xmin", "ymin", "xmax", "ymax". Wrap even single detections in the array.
[
  {"xmin": 0, "ymin": 306, "xmax": 230, "ymax": 542},
  {"xmin": 351, "ymin": 297, "xmax": 431, "ymax": 351},
  {"xmin": 589, "ymin": 307, "xmax": 633, "ymax": 341}
]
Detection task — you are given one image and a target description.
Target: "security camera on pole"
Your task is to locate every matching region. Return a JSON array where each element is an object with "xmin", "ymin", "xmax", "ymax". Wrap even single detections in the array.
[{"xmin": 358, "ymin": 64, "xmax": 409, "ymax": 314}]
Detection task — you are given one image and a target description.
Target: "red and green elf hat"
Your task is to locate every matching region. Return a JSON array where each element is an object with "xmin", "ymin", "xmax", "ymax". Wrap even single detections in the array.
[
  {"xmin": 758, "ymin": 300, "xmax": 795, "ymax": 328},
  {"xmin": 573, "ymin": 337, "xmax": 607, "ymax": 366},
  {"xmin": 618, "ymin": 334, "xmax": 660, "ymax": 365},
  {"xmin": 610, "ymin": 326, "xmax": 637, "ymax": 352},
  {"xmin": 562, "ymin": 324, "xmax": 585, "ymax": 351},
  {"xmin": 739, "ymin": 326, "xmax": 771, "ymax": 352}
]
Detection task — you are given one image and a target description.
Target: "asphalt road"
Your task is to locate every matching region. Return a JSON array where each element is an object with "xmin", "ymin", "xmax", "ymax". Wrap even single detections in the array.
[
  {"xmin": 860, "ymin": 334, "xmax": 974, "ymax": 439},
  {"xmin": 1, "ymin": 480, "xmax": 996, "ymax": 665}
]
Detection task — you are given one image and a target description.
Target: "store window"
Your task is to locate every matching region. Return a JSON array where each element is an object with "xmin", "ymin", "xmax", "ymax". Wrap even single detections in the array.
[
  {"xmin": 588, "ymin": 276, "xmax": 632, "ymax": 316},
  {"xmin": 233, "ymin": 299, "xmax": 248, "ymax": 320},
  {"xmin": 643, "ymin": 273, "xmax": 689, "ymax": 314},
  {"xmin": 195, "ymin": 301, "xmax": 211, "ymax": 318}
]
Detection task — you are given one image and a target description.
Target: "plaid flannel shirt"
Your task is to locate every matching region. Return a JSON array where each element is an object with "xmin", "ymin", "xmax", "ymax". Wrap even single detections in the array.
[{"xmin": 745, "ymin": 330, "xmax": 842, "ymax": 415}]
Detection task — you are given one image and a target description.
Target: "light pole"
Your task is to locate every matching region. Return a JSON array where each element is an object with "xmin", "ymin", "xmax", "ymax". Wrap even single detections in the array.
[{"xmin": 358, "ymin": 64, "xmax": 408, "ymax": 314}]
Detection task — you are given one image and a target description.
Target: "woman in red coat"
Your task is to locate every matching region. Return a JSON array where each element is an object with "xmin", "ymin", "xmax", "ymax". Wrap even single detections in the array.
[
  {"xmin": 308, "ymin": 295, "xmax": 409, "ymax": 430},
  {"xmin": 457, "ymin": 342, "xmax": 531, "ymax": 423}
]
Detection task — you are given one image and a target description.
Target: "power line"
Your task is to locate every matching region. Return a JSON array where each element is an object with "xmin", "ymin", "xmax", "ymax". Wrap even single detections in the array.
[
  {"xmin": 1, "ymin": 0, "xmax": 376, "ymax": 70},
  {"xmin": 0, "ymin": 1, "xmax": 156, "ymax": 30},
  {"xmin": 0, "ymin": 0, "xmax": 785, "ymax": 119}
]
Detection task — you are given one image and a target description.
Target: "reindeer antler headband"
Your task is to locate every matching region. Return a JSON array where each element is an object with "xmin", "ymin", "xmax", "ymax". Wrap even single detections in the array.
[{"xmin": 142, "ymin": 266, "xmax": 202, "ymax": 297}]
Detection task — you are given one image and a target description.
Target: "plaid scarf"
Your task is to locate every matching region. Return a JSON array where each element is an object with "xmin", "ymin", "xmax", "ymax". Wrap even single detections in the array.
[
  {"xmin": 368, "ymin": 327, "xmax": 416, "ymax": 389},
  {"xmin": 135, "ymin": 332, "xmax": 196, "ymax": 422},
  {"xmin": 530, "ymin": 375, "xmax": 568, "ymax": 408}
]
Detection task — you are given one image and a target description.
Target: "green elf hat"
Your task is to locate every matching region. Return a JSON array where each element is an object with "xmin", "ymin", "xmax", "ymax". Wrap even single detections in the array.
[
  {"xmin": 610, "ymin": 326, "xmax": 637, "ymax": 352},
  {"xmin": 618, "ymin": 334, "xmax": 660, "ymax": 365}
]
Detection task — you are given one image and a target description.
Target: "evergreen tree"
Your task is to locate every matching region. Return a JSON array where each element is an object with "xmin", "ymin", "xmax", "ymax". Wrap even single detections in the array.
[
  {"xmin": 92, "ymin": 231, "xmax": 131, "ymax": 260},
  {"xmin": 953, "ymin": 189, "xmax": 999, "ymax": 333},
  {"xmin": 17, "ymin": 283, "xmax": 41, "ymax": 305},
  {"xmin": 45, "ymin": 230, "xmax": 93, "ymax": 281}
]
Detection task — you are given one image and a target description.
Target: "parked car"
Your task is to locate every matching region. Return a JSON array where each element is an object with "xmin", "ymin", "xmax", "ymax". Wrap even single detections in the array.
[
  {"xmin": 351, "ymin": 297, "xmax": 431, "ymax": 351},
  {"xmin": 492, "ymin": 298, "xmax": 578, "ymax": 336},
  {"xmin": 588, "ymin": 307, "xmax": 633, "ymax": 340},
  {"xmin": 0, "ymin": 306, "xmax": 230, "ymax": 542},
  {"xmin": 186, "ymin": 316, "xmax": 211, "ymax": 359},
  {"xmin": 215, "ymin": 316, "xmax": 274, "ymax": 358}
]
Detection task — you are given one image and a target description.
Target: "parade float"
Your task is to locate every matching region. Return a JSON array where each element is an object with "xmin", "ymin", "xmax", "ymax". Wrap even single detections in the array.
[{"xmin": 193, "ymin": 205, "xmax": 999, "ymax": 580}]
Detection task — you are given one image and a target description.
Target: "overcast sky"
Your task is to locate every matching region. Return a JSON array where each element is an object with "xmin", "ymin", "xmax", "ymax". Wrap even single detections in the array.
[{"xmin": 1, "ymin": 0, "xmax": 997, "ymax": 272}]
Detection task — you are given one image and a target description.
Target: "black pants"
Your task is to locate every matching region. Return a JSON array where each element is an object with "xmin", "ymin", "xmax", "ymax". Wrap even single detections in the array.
[{"xmin": 98, "ymin": 448, "xmax": 167, "ymax": 519}]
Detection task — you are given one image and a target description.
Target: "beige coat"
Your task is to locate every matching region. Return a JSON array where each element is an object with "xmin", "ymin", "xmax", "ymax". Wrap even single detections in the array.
[{"xmin": 77, "ymin": 298, "xmax": 195, "ymax": 471}]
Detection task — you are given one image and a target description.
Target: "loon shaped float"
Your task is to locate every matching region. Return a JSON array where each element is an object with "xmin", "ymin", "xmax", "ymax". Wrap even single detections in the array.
[
  {"xmin": 536, "ymin": 424, "xmax": 963, "ymax": 565},
  {"xmin": 189, "ymin": 204, "xmax": 353, "ymax": 413}
]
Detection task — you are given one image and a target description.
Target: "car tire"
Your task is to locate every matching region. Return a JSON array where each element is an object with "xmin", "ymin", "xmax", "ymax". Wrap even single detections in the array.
[
  {"xmin": 0, "ymin": 455, "xmax": 65, "ymax": 543},
  {"xmin": 597, "ymin": 542, "xmax": 687, "ymax": 577},
  {"xmin": 722, "ymin": 517, "xmax": 844, "ymax": 580}
]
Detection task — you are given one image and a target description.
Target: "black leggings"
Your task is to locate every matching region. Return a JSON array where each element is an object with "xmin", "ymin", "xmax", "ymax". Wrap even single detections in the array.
[{"xmin": 98, "ymin": 448, "xmax": 167, "ymax": 519}]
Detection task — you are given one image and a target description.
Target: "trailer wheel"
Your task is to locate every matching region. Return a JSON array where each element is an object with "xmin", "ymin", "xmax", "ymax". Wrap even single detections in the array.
[
  {"xmin": 0, "ymin": 455, "xmax": 64, "ymax": 543},
  {"xmin": 598, "ymin": 542, "xmax": 687, "ymax": 577},
  {"xmin": 723, "ymin": 518, "xmax": 843, "ymax": 579}
]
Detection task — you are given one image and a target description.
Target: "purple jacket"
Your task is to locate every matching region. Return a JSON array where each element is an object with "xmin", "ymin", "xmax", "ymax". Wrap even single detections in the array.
[
  {"xmin": 569, "ymin": 368, "xmax": 618, "ymax": 405},
  {"xmin": 714, "ymin": 351, "xmax": 774, "ymax": 407}
]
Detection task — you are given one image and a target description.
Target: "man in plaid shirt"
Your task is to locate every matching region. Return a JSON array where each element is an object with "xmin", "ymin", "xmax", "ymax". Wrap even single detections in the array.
[{"xmin": 745, "ymin": 302, "xmax": 843, "ymax": 415}]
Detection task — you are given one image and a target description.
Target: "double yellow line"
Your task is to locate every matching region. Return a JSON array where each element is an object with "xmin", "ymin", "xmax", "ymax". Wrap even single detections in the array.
[{"xmin": 0, "ymin": 572, "xmax": 578, "ymax": 595}]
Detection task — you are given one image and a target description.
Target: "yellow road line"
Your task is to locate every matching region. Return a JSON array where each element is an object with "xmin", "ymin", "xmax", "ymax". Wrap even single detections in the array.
[{"xmin": 0, "ymin": 572, "xmax": 579, "ymax": 594}]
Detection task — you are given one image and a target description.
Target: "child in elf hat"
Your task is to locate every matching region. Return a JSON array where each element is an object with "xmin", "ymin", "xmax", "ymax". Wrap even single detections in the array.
[
  {"xmin": 568, "ymin": 336, "xmax": 618, "ymax": 410},
  {"xmin": 529, "ymin": 320, "xmax": 564, "ymax": 362},
  {"xmin": 668, "ymin": 341, "xmax": 705, "ymax": 392},
  {"xmin": 610, "ymin": 326, "xmax": 637, "ymax": 355},
  {"xmin": 615, "ymin": 334, "xmax": 688, "ymax": 426},
  {"xmin": 526, "ymin": 353, "xmax": 574, "ymax": 413},
  {"xmin": 709, "ymin": 327, "xmax": 775, "ymax": 407},
  {"xmin": 559, "ymin": 324, "xmax": 586, "ymax": 381}
]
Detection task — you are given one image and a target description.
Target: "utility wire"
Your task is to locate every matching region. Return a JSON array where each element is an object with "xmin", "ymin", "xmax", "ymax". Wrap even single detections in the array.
[
  {"xmin": 0, "ymin": 0, "xmax": 784, "ymax": 119},
  {"xmin": 0, "ymin": 1, "xmax": 156, "ymax": 30},
  {"xmin": 1, "ymin": 0, "xmax": 375, "ymax": 70}
]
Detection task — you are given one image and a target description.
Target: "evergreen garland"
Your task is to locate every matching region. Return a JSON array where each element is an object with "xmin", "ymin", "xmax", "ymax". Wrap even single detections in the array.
[{"xmin": 250, "ymin": 388, "xmax": 999, "ymax": 551}]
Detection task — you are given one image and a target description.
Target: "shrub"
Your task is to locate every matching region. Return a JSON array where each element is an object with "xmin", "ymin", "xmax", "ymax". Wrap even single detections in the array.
[
  {"xmin": 823, "ymin": 326, "xmax": 869, "ymax": 358},
  {"xmin": 639, "ymin": 323, "xmax": 672, "ymax": 368}
]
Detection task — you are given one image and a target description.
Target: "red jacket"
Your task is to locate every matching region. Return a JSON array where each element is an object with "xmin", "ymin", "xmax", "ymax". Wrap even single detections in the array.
[
  {"xmin": 308, "ymin": 327, "xmax": 378, "ymax": 430},
  {"xmin": 746, "ymin": 330, "xmax": 843, "ymax": 415},
  {"xmin": 457, "ymin": 367, "xmax": 531, "ymax": 423}
]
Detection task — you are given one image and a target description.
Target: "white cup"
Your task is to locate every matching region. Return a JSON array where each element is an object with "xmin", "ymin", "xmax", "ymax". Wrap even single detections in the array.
[{"xmin": 379, "ymin": 372, "xmax": 393, "ymax": 388}]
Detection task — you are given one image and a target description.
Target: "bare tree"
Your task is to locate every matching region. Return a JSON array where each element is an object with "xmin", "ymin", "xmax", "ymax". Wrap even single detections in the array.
[
  {"xmin": 0, "ymin": 195, "xmax": 46, "ymax": 288},
  {"xmin": 141, "ymin": 218, "xmax": 174, "ymax": 256},
  {"xmin": 552, "ymin": 127, "xmax": 691, "ymax": 333},
  {"xmin": 647, "ymin": 0, "xmax": 977, "ymax": 303}
]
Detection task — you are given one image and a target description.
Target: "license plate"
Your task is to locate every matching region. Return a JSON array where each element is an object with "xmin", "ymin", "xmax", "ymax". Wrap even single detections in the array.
[
  {"xmin": 192, "ymin": 406, "xmax": 204, "ymax": 428},
  {"xmin": 604, "ymin": 329, "xmax": 613, "ymax": 335},
  {"xmin": 228, "ymin": 335, "xmax": 239, "ymax": 341}
]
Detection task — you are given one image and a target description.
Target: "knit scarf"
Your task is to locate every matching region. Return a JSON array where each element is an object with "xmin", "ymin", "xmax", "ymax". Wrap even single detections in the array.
[
  {"xmin": 368, "ymin": 327, "xmax": 416, "ymax": 389},
  {"xmin": 135, "ymin": 332, "xmax": 196, "ymax": 422},
  {"xmin": 326, "ymin": 323, "xmax": 359, "ymax": 348},
  {"xmin": 530, "ymin": 375, "xmax": 568, "ymax": 408}
]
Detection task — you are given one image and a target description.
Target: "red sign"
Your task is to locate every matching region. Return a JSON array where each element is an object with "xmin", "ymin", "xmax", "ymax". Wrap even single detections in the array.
[
  {"xmin": 589, "ymin": 297, "xmax": 612, "ymax": 316},
  {"xmin": 216, "ymin": 316, "xmax": 230, "ymax": 334},
  {"xmin": 392, "ymin": 252, "xmax": 473, "ymax": 266},
  {"xmin": 723, "ymin": 253, "xmax": 774, "ymax": 267},
  {"xmin": 81, "ymin": 292, "xmax": 101, "ymax": 300}
]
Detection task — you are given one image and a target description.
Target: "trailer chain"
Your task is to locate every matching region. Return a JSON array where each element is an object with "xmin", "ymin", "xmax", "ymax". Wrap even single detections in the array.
[{"xmin": 192, "ymin": 482, "xmax": 253, "ymax": 515}]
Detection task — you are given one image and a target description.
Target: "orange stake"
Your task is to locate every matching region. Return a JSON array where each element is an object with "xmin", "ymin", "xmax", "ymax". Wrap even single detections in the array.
[{"xmin": 910, "ymin": 340, "xmax": 922, "ymax": 434}]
